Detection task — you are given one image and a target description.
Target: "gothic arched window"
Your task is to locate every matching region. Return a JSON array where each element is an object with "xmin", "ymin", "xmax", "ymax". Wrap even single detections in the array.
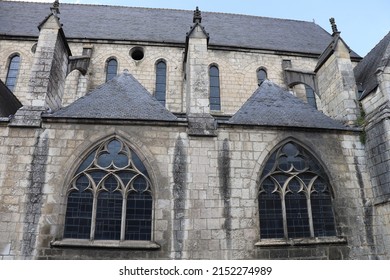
[
  {"xmin": 258, "ymin": 141, "xmax": 336, "ymax": 239},
  {"xmin": 106, "ymin": 58, "xmax": 118, "ymax": 81},
  {"xmin": 257, "ymin": 68, "xmax": 267, "ymax": 85},
  {"xmin": 209, "ymin": 65, "xmax": 221, "ymax": 111},
  {"xmin": 155, "ymin": 60, "xmax": 167, "ymax": 106},
  {"xmin": 64, "ymin": 137, "xmax": 153, "ymax": 241},
  {"xmin": 6, "ymin": 54, "xmax": 20, "ymax": 91}
]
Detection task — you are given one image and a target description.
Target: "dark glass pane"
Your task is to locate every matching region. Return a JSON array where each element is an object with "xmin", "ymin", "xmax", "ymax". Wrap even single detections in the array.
[
  {"xmin": 259, "ymin": 178, "xmax": 284, "ymax": 238},
  {"xmin": 285, "ymin": 188, "xmax": 310, "ymax": 238},
  {"xmin": 95, "ymin": 176, "xmax": 123, "ymax": 240},
  {"xmin": 106, "ymin": 59, "xmax": 117, "ymax": 81},
  {"xmin": 210, "ymin": 76, "xmax": 220, "ymax": 87},
  {"xmin": 76, "ymin": 148, "xmax": 97, "ymax": 173},
  {"xmin": 131, "ymin": 152, "xmax": 148, "ymax": 177},
  {"xmin": 209, "ymin": 66, "xmax": 220, "ymax": 110},
  {"xmin": 125, "ymin": 186, "xmax": 152, "ymax": 240},
  {"xmin": 257, "ymin": 69, "xmax": 267, "ymax": 84},
  {"xmin": 6, "ymin": 55, "xmax": 20, "ymax": 91},
  {"xmin": 278, "ymin": 143, "xmax": 305, "ymax": 171},
  {"xmin": 156, "ymin": 61, "xmax": 166, "ymax": 70},
  {"xmin": 64, "ymin": 189, "xmax": 93, "ymax": 239},
  {"xmin": 305, "ymin": 85, "xmax": 317, "ymax": 109},
  {"xmin": 311, "ymin": 179, "xmax": 336, "ymax": 236},
  {"xmin": 97, "ymin": 140, "xmax": 128, "ymax": 168},
  {"xmin": 155, "ymin": 61, "xmax": 166, "ymax": 105},
  {"xmin": 209, "ymin": 66, "xmax": 219, "ymax": 77}
]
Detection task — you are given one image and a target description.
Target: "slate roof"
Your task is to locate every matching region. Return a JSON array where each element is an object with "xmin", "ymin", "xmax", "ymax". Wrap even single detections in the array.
[
  {"xmin": 46, "ymin": 71, "xmax": 177, "ymax": 122},
  {"xmin": 354, "ymin": 31, "xmax": 390, "ymax": 99},
  {"xmin": 228, "ymin": 80, "xmax": 348, "ymax": 130},
  {"xmin": 0, "ymin": 1, "xmax": 360, "ymax": 57}
]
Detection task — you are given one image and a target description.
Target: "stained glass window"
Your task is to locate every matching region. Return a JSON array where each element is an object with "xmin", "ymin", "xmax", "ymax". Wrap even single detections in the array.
[
  {"xmin": 258, "ymin": 141, "xmax": 336, "ymax": 239},
  {"xmin": 64, "ymin": 138, "xmax": 153, "ymax": 241}
]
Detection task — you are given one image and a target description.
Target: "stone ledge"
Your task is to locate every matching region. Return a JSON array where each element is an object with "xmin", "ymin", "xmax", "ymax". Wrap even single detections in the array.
[
  {"xmin": 255, "ymin": 236, "xmax": 347, "ymax": 247},
  {"xmin": 50, "ymin": 239, "xmax": 161, "ymax": 250}
]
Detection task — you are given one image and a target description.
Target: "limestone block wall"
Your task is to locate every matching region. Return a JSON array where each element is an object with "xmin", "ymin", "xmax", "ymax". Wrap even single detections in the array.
[
  {"xmin": 316, "ymin": 42, "xmax": 359, "ymax": 125},
  {"xmin": 0, "ymin": 40, "xmax": 37, "ymax": 106},
  {"xmin": 1, "ymin": 38, "xmax": 326, "ymax": 117},
  {"xmin": 0, "ymin": 125, "xmax": 44, "ymax": 259},
  {"xmin": 0, "ymin": 118, "xmax": 375, "ymax": 260}
]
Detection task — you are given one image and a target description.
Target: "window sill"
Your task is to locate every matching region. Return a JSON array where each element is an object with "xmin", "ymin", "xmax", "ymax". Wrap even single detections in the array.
[
  {"xmin": 50, "ymin": 239, "xmax": 161, "ymax": 250},
  {"xmin": 255, "ymin": 236, "xmax": 347, "ymax": 247}
]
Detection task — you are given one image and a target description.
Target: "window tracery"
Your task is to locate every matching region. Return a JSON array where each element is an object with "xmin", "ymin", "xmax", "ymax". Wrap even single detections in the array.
[
  {"xmin": 258, "ymin": 141, "xmax": 336, "ymax": 239},
  {"xmin": 64, "ymin": 138, "xmax": 153, "ymax": 241}
]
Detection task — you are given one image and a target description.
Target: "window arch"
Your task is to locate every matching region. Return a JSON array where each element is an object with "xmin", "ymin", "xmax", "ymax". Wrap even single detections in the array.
[
  {"xmin": 209, "ymin": 65, "xmax": 221, "ymax": 111},
  {"xmin": 5, "ymin": 54, "xmax": 21, "ymax": 91},
  {"xmin": 258, "ymin": 141, "xmax": 336, "ymax": 239},
  {"xmin": 64, "ymin": 137, "xmax": 153, "ymax": 241},
  {"xmin": 155, "ymin": 60, "xmax": 167, "ymax": 106},
  {"xmin": 106, "ymin": 58, "xmax": 118, "ymax": 82},
  {"xmin": 256, "ymin": 68, "xmax": 267, "ymax": 85}
]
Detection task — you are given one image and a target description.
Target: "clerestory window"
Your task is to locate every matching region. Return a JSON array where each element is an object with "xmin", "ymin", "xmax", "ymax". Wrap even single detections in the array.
[
  {"xmin": 5, "ymin": 54, "xmax": 20, "ymax": 91},
  {"xmin": 64, "ymin": 137, "xmax": 153, "ymax": 241},
  {"xmin": 258, "ymin": 141, "xmax": 336, "ymax": 239},
  {"xmin": 209, "ymin": 65, "xmax": 221, "ymax": 111},
  {"xmin": 106, "ymin": 58, "xmax": 118, "ymax": 82},
  {"xmin": 257, "ymin": 68, "xmax": 267, "ymax": 86},
  {"xmin": 155, "ymin": 60, "xmax": 167, "ymax": 106}
]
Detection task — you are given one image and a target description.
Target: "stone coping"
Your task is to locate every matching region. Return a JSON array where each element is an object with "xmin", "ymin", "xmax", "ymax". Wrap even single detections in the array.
[
  {"xmin": 51, "ymin": 239, "xmax": 161, "ymax": 250},
  {"xmin": 255, "ymin": 236, "xmax": 347, "ymax": 247}
]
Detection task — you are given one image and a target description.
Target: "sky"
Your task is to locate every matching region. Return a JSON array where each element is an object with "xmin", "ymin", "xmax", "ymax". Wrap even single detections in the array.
[{"xmin": 6, "ymin": 0, "xmax": 390, "ymax": 57}]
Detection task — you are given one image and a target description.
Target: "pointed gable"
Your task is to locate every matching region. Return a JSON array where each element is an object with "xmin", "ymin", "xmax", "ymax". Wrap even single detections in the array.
[
  {"xmin": 47, "ymin": 71, "xmax": 177, "ymax": 122},
  {"xmin": 228, "ymin": 80, "xmax": 347, "ymax": 130}
]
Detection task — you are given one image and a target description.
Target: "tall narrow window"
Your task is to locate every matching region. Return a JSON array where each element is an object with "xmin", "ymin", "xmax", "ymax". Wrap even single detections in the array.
[
  {"xmin": 257, "ymin": 68, "xmax": 267, "ymax": 85},
  {"xmin": 155, "ymin": 60, "xmax": 167, "ymax": 106},
  {"xmin": 258, "ymin": 141, "xmax": 336, "ymax": 239},
  {"xmin": 106, "ymin": 58, "xmax": 118, "ymax": 81},
  {"xmin": 5, "ymin": 54, "xmax": 20, "ymax": 91},
  {"xmin": 64, "ymin": 137, "xmax": 153, "ymax": 241},
  {"xmin": 209, "ymin": 65, "xmax": 221, "ymax": 111},
  {"xmin": 305, "ymin": 85, "xmax": 317, "ymax": 109}
]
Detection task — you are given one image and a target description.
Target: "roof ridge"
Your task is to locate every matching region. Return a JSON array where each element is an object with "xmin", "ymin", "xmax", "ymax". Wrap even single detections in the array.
[{"xmin": 3, "ymin": 1, "xmax": 317, "ymax": 25}]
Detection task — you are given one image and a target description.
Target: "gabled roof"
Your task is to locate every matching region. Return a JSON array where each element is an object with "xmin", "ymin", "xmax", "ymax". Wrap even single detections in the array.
[
  {"xmin": 46, "ymin": 71, "xmax": 177, "ymax": 122},
  {"xmin": 0, "ymin": 1, "xmax": 359, "ymax": 57},
  {"xmin": 354, "ymin": 31, "xmax": 390, "ymax": 99},
  {"xmin": 0, "ymin": 79, "xmax": 22, "ymax": 118},
  {"xmin": 228, "ymin": 80, "xmax": 347, "ymax": 130}
]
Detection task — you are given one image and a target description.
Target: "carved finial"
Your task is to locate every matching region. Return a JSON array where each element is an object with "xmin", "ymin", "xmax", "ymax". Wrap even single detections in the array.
[
  {"xmin": 329, "ymin": 17, "xmax": 338, "ymax": 33},
  {"xmin": 193, "ymin": 6, "xmax": 202, "ymax": 23},
  {"xmin": 51, "ymin": 0, "xmax": 60, "ymax": 16}
]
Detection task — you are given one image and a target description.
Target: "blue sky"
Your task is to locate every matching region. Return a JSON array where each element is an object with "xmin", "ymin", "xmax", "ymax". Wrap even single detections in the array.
[{"xmin": 9, "ymin": 0, "xmax": 390, "ymax": 57}]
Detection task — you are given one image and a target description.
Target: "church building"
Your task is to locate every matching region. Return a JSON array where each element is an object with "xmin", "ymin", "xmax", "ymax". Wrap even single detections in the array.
[{"xmin": 0, "ymin": 1, "xmax": 389, "ymax": 259}]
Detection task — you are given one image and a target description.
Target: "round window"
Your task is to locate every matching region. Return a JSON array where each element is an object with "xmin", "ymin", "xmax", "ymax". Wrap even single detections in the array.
[{"xmin": 130, "ymin": 47, "xmax": 144, "ymax": 61}]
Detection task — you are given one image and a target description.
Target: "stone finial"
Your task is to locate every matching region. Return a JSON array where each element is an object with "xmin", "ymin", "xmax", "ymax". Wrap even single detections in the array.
[
  {"xmin": 51, "ymin": 0, "xmax": 60, "ymax": 16},
  {"xmin": 329, "ymin": 17, "xmax": 338, "ymax": 33},
  {"xmin": 193, "ymin": 6, "xmax": 202, "ymax": 23}
]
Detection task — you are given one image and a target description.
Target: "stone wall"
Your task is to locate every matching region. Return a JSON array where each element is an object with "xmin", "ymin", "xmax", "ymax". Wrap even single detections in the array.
[
  {"xmin": 0, "ymin": 119, "xmax": 373, "ymax": 260},
  {"xmin": 1, "ymin": 39, "xmax": 322, "ymax": 115}
]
